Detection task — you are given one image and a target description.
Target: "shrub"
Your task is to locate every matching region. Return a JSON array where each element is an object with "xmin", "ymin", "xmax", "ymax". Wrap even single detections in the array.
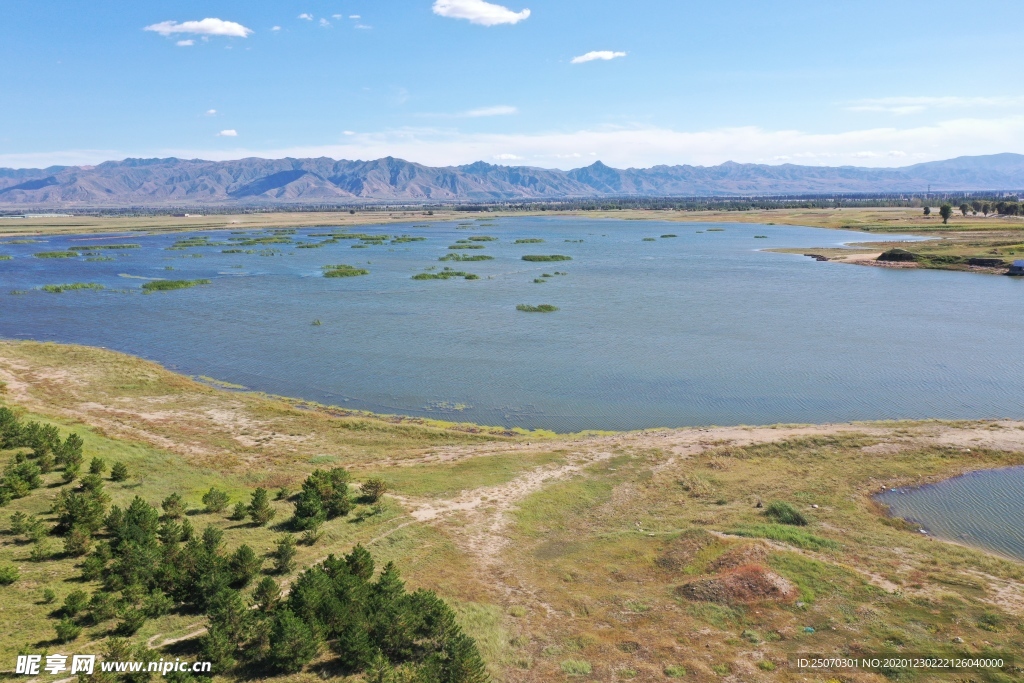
[
  {"xmin": 42, "ymin": 588, "xmax": 56, "ymax": 604},
  {"xmin": 229, "ymin": 501, "xmax": 248, "ymax": 521},
  {"xmin": 360, "ymin": 478, "xmax": 388, "ymax": 503},
  {"xmin": 162, "ymin": 492, "xmax": 185, "ymax": 519},
  {"xmin": 202, "ymin": 487, "xmax": 229, "ymax": 513},
  {"xmin": 273, "ymin": 535, "xmax": 297, "ymax": 575},
  {"xmin": 110, "ymin": 461, "xmax": 129, "ymax": 482},
  {"xmin": 764, "ymin": 501, "xmax": 808, "ymax": 526},
  {"xmin": 63, "ymin": 589, "xmax": 89, "ymax": 617},
  {"xmin": 55, "ymin": 618, "xmax": 82, "ymax": 643},
  {"xmin": 0, "ymin": 564, "xmax": 19, "ymax": 585},
  {"xmin": 248, "ymin": 488, "xmax": 276, "ymax": 526}
]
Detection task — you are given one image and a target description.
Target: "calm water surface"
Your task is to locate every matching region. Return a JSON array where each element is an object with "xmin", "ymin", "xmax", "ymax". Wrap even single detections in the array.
[
  {"xmin": 876, "ymin": 466, "xmax": 1024, "ymax": 561},
  {"xmin": 1, "ymin": 217, "xmax": 1022, "ymax": 431}
]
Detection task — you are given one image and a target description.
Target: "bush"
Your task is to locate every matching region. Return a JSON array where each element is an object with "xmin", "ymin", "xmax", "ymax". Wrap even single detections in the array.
[
  {"xmin": 360, "ymin": 478, "xmax": 388, "ymax": 503},
  {"xmin": 89, "ymin": 457, "xmax": 107, "ymax": 475},
  {"xmin": 248, "ymin": 488, "xmax": 276, "ymax": 526},
  {"xmin": 63, "ymin": 589, "xmax": 89, "ymax": 617},
  {"xmin": 764, "ymin": 501, "xmax": 808, "ymax": 526},
  {"xmin": 162, "ymin": 493, "xmax": 185, "ymax": 519},
  {"xmin": 55, "ymin": 617, "xmax": 82, "ymax": 643},
  {"xmin": 272, "ymin": 535, "xmax": 297, "ymax": 575},
  {"xmin": 42, "ymin": 588, "xmax": 56, "ymax": 604},
  {"xmin": 202, "ymin": 487, "xmax": 230, "ymax": 513},
  {"xmin": 0, "ymin": 564, "xmax": 19, "ymax": 585},
  {"xmin": 110, "ymin": 461, "xmax": 129, "ymax": 482},
  {"xmin": 229, "ymin": 501, "xmax": 248, "ymax": 521}
]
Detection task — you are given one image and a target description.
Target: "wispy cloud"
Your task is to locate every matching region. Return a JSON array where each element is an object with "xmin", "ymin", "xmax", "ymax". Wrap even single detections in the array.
[
  {"xmin": 205, "ymin": 109, "xmax": 217, "ymax": 116},
  {"xmin": 432, "ymin": 0, "xmax": 530, "ymax": 26},
  {"xmin": 493, "ymin": 153, "xmax": 522, "ymax": 160},
  {"xmin": 355, "ymin": 24, "xmax": 372, "ymax": 29},
  {"xmin": 319, "ymin": 18, "xmax": 331, "ymax": 27},
  {"xmin": 463, "ymin": 105, "xmax": 518, "ymax": 117},
  {"xmin": 216, "ymin": 129, "xmax": 238, "ymax": 137},
  {"xmin": 846, "ymin": 96, "xmax": 1024, "ymax": 115},
  {"xmin": 176, "ymin": 39, "xmax": 194, "ymax": 47},
  {"xmin": 571, "ymin": 50, "xmax": 627, "ymax": 64},
  {"xmin": 144, "ymin": 18, "xmax": 253, "ymax": 38},
  {"xmin": 297, "ymin": 13, "xmax": 313, "ymax": 21},
  {"xmin": 349, "ymin": 14, "xmax": 361, "ymax": 19},
  {"xmin": 271, "ymin": 25, "xmax": 281, "ymax": 31}
]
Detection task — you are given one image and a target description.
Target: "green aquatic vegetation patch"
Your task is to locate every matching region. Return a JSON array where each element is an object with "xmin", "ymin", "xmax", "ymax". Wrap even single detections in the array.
[
  {"xmin": 439, "ymin": 253, "xmax": 493, "ymax": 262},
  {"xmin": 642, "ymin": 237, "xmax": 657, "ymax": 241},
  {"xmin": 322, "ymin": 264, "xmax": 370, "ymax": 278},
  {"xmin": 34, "ymin": 251, "xmax": 79, "ymax": 259},
  {"xmin": 468, "ymin": 236, "xmax": 497, "ymax": 242},
  {"xmin": 391, "ymin": 236, "xmax": 427, "ymax": 243},
  {"xmin": 74, "ymin": 244, "xmax": 140, "ymax": 250},
  {"xmin": 522, "ymin": 254, "xmax": 571, "ymax": 262},
  {"xmin": 516, "ymin": 304, "xmax": 559, "ymax": 312},
  {"xmin": 0, "ymin": 255, "xmax": 11, "ymax": 261},
  {"xmin": 514, "ymin": 238, "xmax": 545, "ymax": 244},
  {"xmin": 661, "ymin": 234, "xmax": 677, "ymax": 238},
  {"xmin": 448, "ymin": 244, "xmax": 486, "ymax": 250},
  {"xmin": 412, "ymin": 267, "xmax": 479, "ymax": 280},
  {"xmin": 707, "ymin": 228, "xmax": 725, "ymax": 232},
  {"xmin": 41, "ymin": 283, "xmax": 105, "ymax": 293},
  {"xmin": 141, "ymin": 279, "xmax": 212, "ymax": 292},
  {"xmin": 754, "ymin": 235, "xmax": 768, "ymax": 238},
  {"xmin": 533, "ymin": 278, "xmax": 547, "ymax": 283}
]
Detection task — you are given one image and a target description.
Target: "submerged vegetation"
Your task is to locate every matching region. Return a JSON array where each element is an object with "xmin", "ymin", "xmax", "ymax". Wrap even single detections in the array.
[
  {"xmin": 322, "ymin": 264, "xmax": 369, "ymax": 278},
  {"xmin": 34, "ymin": 251, "xmax": 79, "ymax": 259},
  {"xmin": 439, "ymin": 253, "xmax": 493, "ymax": 262},
  {"xmin": 521, "ymin": 255, "xmax": 572, "ymax": 262},
  {"xmin": 412, "ymin": 267, "xmax": 479, "ymax": 281},
  {"xmin": 141, "ymin": 279, "xmax": 211, "ymax": 292},
  {"xmin": 516, "ymin": 304, "xmax": 559, "ymax": 312},
  {"xmin": 41, "ymin": 283, "xmax": 105, "ymax": 294}
]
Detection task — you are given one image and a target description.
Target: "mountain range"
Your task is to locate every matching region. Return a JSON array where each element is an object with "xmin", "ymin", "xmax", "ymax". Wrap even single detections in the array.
[{"xmin": 2, "ymin": 153, "xmax": 1024, "ymax": 206}]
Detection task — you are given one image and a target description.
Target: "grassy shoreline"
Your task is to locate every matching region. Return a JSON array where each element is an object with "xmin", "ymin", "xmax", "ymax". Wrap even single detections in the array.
[{"xmin": 2, "ymin": 344, "xmax": 1024, "ymax": 681}]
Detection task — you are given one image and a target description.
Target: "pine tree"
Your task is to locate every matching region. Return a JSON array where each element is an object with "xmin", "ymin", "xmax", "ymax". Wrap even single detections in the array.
[
  {"xmin": 346, "ymin": 543, "xmax": 375, "ymax": 581},
  {"xmin": 272, "ymin": 535, "xmax": 296, "ymax": 574},
  {"xmin": 202, "ymin": 487, "xmax": 229, "ymax": 513},
  {"xmin": 249, "ymin": 488, "xmax": 276, "ymax": 526},
  {"xmin": 252, "ymin": 576, "xmax": 281, "ymax": 612},
  {"xmin": 110, "ymin": 461, "xmax": 129, "ymax": 482},
  {"xmin": 229, "ymin": 544, "xmax": 262, "ymax": 586},
  {"xmin": 267, "ymin": 609, "xmax": 321, "ymax": 673}
]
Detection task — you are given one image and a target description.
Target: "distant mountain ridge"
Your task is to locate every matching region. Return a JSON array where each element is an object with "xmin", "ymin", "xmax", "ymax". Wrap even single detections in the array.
[{"xmin": 1, "ymin": 153, "xmax": 1023, "ymax": 206}]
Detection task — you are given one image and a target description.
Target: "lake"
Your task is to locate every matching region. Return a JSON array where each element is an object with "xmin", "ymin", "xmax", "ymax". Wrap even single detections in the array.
[
  {"xmin": 1, "ymin": 217, "xmax": 1023, "ymax": 431},
  {"xmin": 876, "ymin": 466, "xmax": 1024, "ymax": 561}
]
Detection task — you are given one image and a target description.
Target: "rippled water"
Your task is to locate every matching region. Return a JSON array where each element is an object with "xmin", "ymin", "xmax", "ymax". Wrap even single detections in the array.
[
  {"xmin": 1, "ymin": 217, "xmax": 1023, "ymax": 431},
  {"xmin": 876, "ymin": 467, "xmax": 1024, "ymax": 561}
]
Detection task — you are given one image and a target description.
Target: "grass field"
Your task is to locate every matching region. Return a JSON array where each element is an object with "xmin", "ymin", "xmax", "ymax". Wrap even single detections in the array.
[{"xmin": 1, "ymin": 341, "xmax": 1023, "ymax": 681}]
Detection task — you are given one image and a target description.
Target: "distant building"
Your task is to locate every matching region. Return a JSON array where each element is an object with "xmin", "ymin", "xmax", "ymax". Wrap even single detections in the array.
[{"xmin": 1009, "ymin": 260, "xmax": 1024, "ymax": 276}]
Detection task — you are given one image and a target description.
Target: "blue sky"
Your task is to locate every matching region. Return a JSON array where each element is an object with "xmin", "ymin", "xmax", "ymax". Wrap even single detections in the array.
[{"xmin": 2, "ymin": 0, "xmax": 1023, "ymax": 169}]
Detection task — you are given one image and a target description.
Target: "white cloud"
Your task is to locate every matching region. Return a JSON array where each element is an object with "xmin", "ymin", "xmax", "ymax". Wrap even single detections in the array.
[
  {"xmin": 343, "ymin": 131, "xmax": 356, "ymax": 136},
  {"xmin": 493, "ymin": 153, "xmax": 522, "ymax": 160},
  {"xmin": 463, "ymin": 105, "xmax": 518, "ymax": 117},
  {"xmin": 298, "ymin": 13, "xmax": 313, "ymax": 20},
  {"xmin": 144, "ymin": 18, "xmax": 253, "ymax": 38},
  {"xmin": 319, "ymin": 18, "xmax": 331, "ymax": 27},
  {"xmin": 13, "ymin": 116, "xmax": 1024, "ymax": 171},
  {"xmin": 271, "ymin": 25, "xmax": 281, "ymax": 31},
  {"xmin": 846, "ymin": 96, "xmax": 1024, "ymax": 115},
  {"xmin": 355, "ymin": 24, "xmax": 372, "ymax": 29},
  {"xmin": 176, "ymin": 39, "xmax": 194, "ymax": 47},
  {"xmin": 571, "ymin": 50, "xmax": 627, "ymax": 64},
  {"xmin": 205, "ymin": 109, "xmax": 217, "ymax": 116},
  {"xmin": 217, "ymin": 129, "xmax": 238, "ymax": 137},
  {"xmin": 432, "ymin": 0, "xmax": 530, "ymax": 26},
  {"xmin": 349, "ymin": 14, "xmax": 361, "ymax": 19}
]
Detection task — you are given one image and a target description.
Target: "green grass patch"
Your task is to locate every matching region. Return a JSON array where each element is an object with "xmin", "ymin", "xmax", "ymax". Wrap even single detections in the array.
[
  {"xmin": 560, "ymin": 660, "xmax": 591, "ymax": 675},
  {"xmin": 34, "ymin": 251, "xmax": 79, "ymax": 259},
  {"xmin": 767, "ymin": 551, "xmax": 864, "ymax": 604},
  {"xmin": 522, "ymin": 254, "xmax": 571, "ymax": 262},
  {"xmin": 514, "ymin": 478, "xmax": 613, "ymax": 536},
  {"xmin": 40, "ymin": 283, "xmax": 105, "ymax": 294},
  {"xmin": 322, "ymin": 264, "xmax": 369, "ymax": 278},
  {"xmin": 516, "ymin": 304, "xmax": 558, "ymax": 312},
  {"xmin": 141, "ymin": 279, "xmax": 211, "ymax": 292},
  {"xmin": 364, "ymin": 451, "xmax": 564, "ymax": 498},
  {"xmin": 728, "ymin": 524, "xmax": 838, "ymax": 551},
  {"xmin": 764, "ymin": 501, "xmax": 808, "ymax": 526}
]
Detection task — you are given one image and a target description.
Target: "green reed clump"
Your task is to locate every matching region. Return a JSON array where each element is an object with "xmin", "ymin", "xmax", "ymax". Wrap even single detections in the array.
[
  {"xmin": 0, "ymin": 255, "xmax": 12, "ymax": 261},
  {"xmin": 34, "ymin": 251, "xmax": 79, "ymax": 259},
  {"xmin": 515, "ymin": 238, "xmax": 544, "ymax": 244},
  {"xmin": 516, "ymin": 304, "xmax": 559, "ymax": 312},
  {"xmin": 222, "ymin": 249, "xmax": 245, "ymax": 253},
  {"xmin": 448, "ymin": 244, "xmax": 485, "ymax": 250},
  {"xmin": 707, "ymin": 228, "xmax": 725, "ymax": 232},
  {"xmin": 391, "ymin": 236, "xmax": 427, "ymax": 243},
  {"xmin": 41, "ymin": 283, "xmax": 105, "ymax": 293},
  {"xmin": 412, "ymin": 267, "xmax": 478, "ymax": 280},
  {"xmin": 522, "ymin": 254, "xmax": 571, "ymax": 262},
  {"xmin": 76, "ymin": 244, "xmax": 140, "ymax": 250},
  {"xmin": 754, "ymin": 235, "xmax": 768, "ymax": 238},
  {"xmin": 661, "ymin": 234, "xmax": 677, "ymax": 238},
  {"xmin": 468, "ymin": 236, "xmax": 497, "ymax": 242},
  {"xmin": 322, "ymin": 264, "xmax": 370, "ymax": 278},
  {"xmin": 533, "ymin": 278, "xmax": 546, "ymax": 283},
  {"xmin": 643, "ymin": 237, "xmax": 656, "ymax": 241},
  {"xmin": 142, "ymin": 279, "xmax": 211, "ymax": 292},
  {"xmin": 439, "ymin": 253, "xmax": 494, "ymax": 262}
]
